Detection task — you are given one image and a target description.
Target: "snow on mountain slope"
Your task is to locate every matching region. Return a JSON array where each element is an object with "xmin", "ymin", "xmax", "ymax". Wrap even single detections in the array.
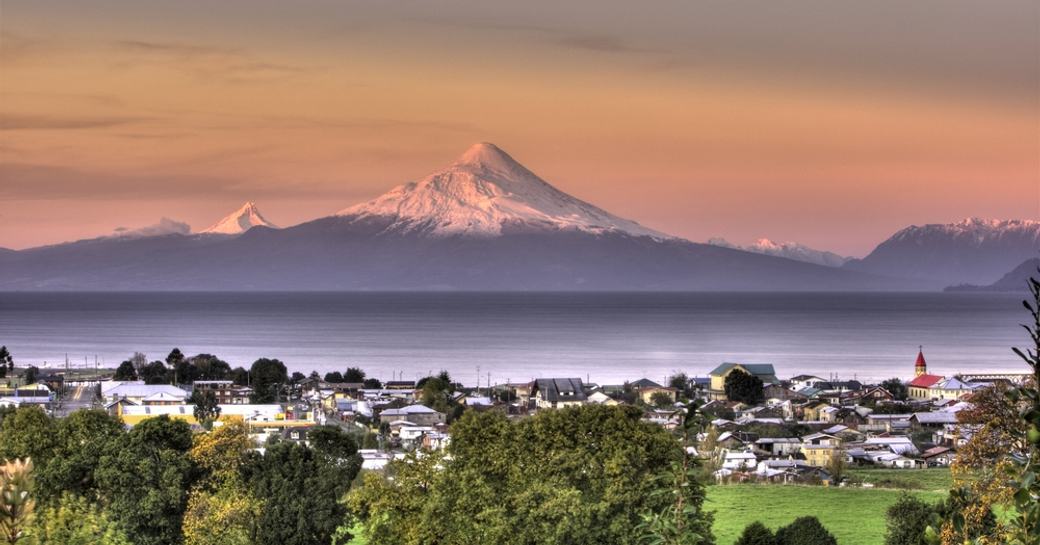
[
  {"xmin": 337, "ymin": 142, "xmax": 669, "ymax": 239},
  {"xmin": 708, "ymin": 237, "xmax": 850, "ymax": 267},
  {"xmin": 201, "ymin": 202, "xmax": 278, "ymax": 235},
  {"xmin": 889, "ymin": 217, "xmax": 1040, "ymax": 245}
]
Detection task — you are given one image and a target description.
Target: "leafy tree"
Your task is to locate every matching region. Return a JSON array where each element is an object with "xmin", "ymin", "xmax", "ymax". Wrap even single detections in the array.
[
  {"xmin": 775, "ymin": 517, "xmax": 837, "ymax": 545},
  {"xmin": 881, "ymin": 378, "xmax": 909, "ymax": 401},
  {"xmin": 166, "ymin": 348, "xmax": 185, "ymax": 367},
  {"xmin": 129, "ymin": 352, "xmax": 148, "ymax": 376},
  {"xmin": 248, "ymin": 359, "xmax": 287, "ymax": 403},
  {"xmin": 0, "ymin": 458, "xmax": 34, "ymax": 545},
  {"xmin": 0, "ymin": 347, "xmax": 10, "ymax": 379},
  {"xmin": 344, "ymin": 367, "xmax": 366, "ymax": 383},
  {"xmin": 735, "ymin": 522, "xmax": 776, "ymax": 545},
  {"xmin": 350, "ymin": 405, "xmax": 688, "ymax": 545},
  {"xmin": 23, "ymin": 366, "xmax": 39, "ymax": 386},
  {"xmin": 0, "ymin": 407, "xmax": 58, "ymax": 474},
  {"xmin": 323, "ymin": 372, "xmax": 344, "ymax": 383},
  {"xmin": 243, "ymin": 438, "xmax": 359, "ymax": 545},
  {"xmin": 36, "ymin": 410, "xmax": 123, "ymax": 502},
  {"xmin": 112, "ymin": 361, "xmax": 137, "ymax": 381},
  {"xmin": 289, "ymin": 371, "xmax": 306, "ymax": 384},
  {"xmin": 724, "ymin": 370, "xmax": 763, "ymax": 405},
  {"xmin": 190, "ymin": 354, "xmax": 231, "ymax": 381},
  {"xmin": 191, "ymin": 391, "xmax": 221, "ymax": 430},
  {"xmin": 230, "ymin": 367, "xmax": 249, "ymax": 387},
  {"xmin": 363, "ymin": 378, "xmax": 382, "ymax": 389},
  {"xmin": 650, "ymin": 391, "xmax": 676, "ymax": 409},
  {"xmin": 668, "ymin": 372, "xmax": 691, "ymax": 399},
  {"xmin": 826, "ymin": 447, "xmax": 848, "ymax": 484},
  {"xmin": 139, "ymin": 361, "xmax": 170, "ymax": 385},
  {"xmin": 183, "ymin": 422, "xmax": 261, "ymax": 545},
  {"xmin": 29, "ymin": 493, "xmax": 131, "ymax": 545},
  {"xmin": 95, "ymin": 415, "xmax": 195, "ymax": 545},
  {"xmin": 885, "ymin": 493, "xmax": 939, "ymax": 545}
]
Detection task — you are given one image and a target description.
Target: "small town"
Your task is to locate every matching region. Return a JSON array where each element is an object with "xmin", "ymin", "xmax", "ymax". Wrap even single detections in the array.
[{"xmin": 0, "ymin": 345, "xmax": 1021, "ymax": 484}]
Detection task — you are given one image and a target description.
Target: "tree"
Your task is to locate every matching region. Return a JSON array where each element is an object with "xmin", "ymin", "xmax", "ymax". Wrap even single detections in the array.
[
  {"xmin": 191, "ymin": 391, "xmax": 221, "ymax": 430},
  {"xmin": 0, "ymin": 458, "xmax": 34, "ymax": 545},
  {"xmin": 668, "ymin": 372, "xmax": 691, "ymax": 399},
  {"xmin": 183, "ymin": 422, "xmax": 261, "ymax": 545},
  {"xmin": 289, "ymin": 372, "xmax": 305, "ymax": 384},
  {"xmin": 36, "ymin": 410, "xmax": 123, "ymax": 502},
  {"xmin": 650, "ymin": 390, "xmax": 676, "ymax": 409},
  {"xmin": 0, "ymin": 347, "xmax": 11, "ymax": 379},
  {"xmin": 166, "ymin": 348, "xmax": 185, "ymax": 367},
  {"xmin": 350, "ymin": 405, "xmax": 691, "ymax": 545},
  {"xmin": 190, "ymin": 354, "xmax": 231, "ymax": 381},
  {"xmin": 344, "ymin": 367, "xmax": 366, "ymax": 383},
  {"xmin": 139, "ymin": 361, "xmax": 170, "ymax": 385},
  {"xmin": 29, "ymin": 493, "xmax": 131, "ymax": 545},
  {"xmin": 243, "ymin": 439, "xmax": 359, "ymax": 545},
  {"xmin": 129, "ymin": 352, "xmax": 148, "ymax": 376},
  {"xmin": 724, "ymin": 370, "xmax": 764, "ymax": 404},
  {"xmin": 881, "ymin": 378, "xmax": 909, "ymax": 401},
  {"xmin": 95, "ymin": 415, "xmax": 195, "ymax": 545},
  {"xmin": 826, "ymin": 447, "xmax": 848, "ymax": 484},
  {"xmin": 735, "ymin": 522, "xmax": 776, "ymax": 545},
  {"xmin": 230, "ymin": 367, "xmax": 249, "ymax": 387},
  {"xmin": 112, "ymin": 361, "xmax": 137, "ymax": 381},
  {"xmin": 323, "ymin": 372, "xmax": 344, "ymax": 383},
  {"xmin": 23, "ymin": 366, "xmax": 38, "ymax": 386},
  {"xmin": 775, "ymin": 517, "xmax": 837, "ymax": 545},
  {"xmin": 885, "ymin": 493, "xmax": 939, "ymax": 545},
  {"xmin": 0, "ymin": 407, "xmax": 58, "ymax": 477},
  {"xmin": 248, "ymin": 359, "xmax": 287, "ymax": 403},
  {"xmin": 363, "ymin": 378, "xmax": 382, "ymax": 389}
]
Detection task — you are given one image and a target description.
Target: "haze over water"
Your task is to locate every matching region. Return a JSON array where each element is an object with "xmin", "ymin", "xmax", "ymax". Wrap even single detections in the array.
[{"xmin": 0, "ymin": 292, "xmax": 1028, "ymax": 385}]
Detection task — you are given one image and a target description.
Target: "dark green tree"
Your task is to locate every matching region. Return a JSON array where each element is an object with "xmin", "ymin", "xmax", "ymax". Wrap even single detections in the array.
[
  {"xmin": 113, "ymin": 360, "xmax": 137, "ymax": 381},
  {"xmin": 139, "ymin": 361, "xmax": 170, "ymax": 385},
  {"xmin": 344, "ymin": 367, "xmax": 366, "ymax": 383},
  {"xmin": 290, "ymin": 371, "xmax": 306, "ymax": 383},
  {"xmin": 24, "ymin": 365, "xmax": 39, "ymax": 385},
  {"xmin": 885, "ymin": 493, "xmax": 938, "ymax": 545},
  {"xmin": 881, "ymin": 378, "xmax": 909, "ymax": 401},
  {"xmin": 668, "ymin": 372, "xmax": 691, "ymax": 399},
  {"xmin": 724, "ymin": 369, "xmax": 764, "ymax": 404},
  {"xmin": 191, "ymin": 390, "xmax": 221, "ymax": 429},
  {"xmin": 230, "ymin": 366, "xmax": 249, "ymax": 386},
  {"xmin": 363, "ymin": 378, "xmax": 382, "ymax": 389},
  {"xmin": 37, "ymin": 409, "xmax": 124, "ymax": 502},
  {"xmin": 95, "ymin": 415, "xmax": 195, "ymax": 545},
  {"xmin": 244, "ymin": 439, "xmax": 360, "ymax": 545},
  {"xmin": 190, "ymin": 354, "xmax": 231, "ymax": 381},
  {"xmin": 775, "ymin": 517, "xmax": 837, "ymax": 545},
  {"xmin": 165, "ymin": 348, "xmax": 184, "ymax": 367},
  {"xmin": 735, "ymin": 522, "xmax": 776, "ymax": 545},
  {"xmin": 0, "ymin": 346, "xmax": 11, "ymax": 379},
  {"xmin": 650, "ymin": 391, "xmax": 676, "ymax": 409},
  {"xmin": 248, "ymin": 359, "xmax": 287, "ymax": 403},
  {"xmin": 323, "ymin": 371, "xmax": 344, "ymax": 383}
]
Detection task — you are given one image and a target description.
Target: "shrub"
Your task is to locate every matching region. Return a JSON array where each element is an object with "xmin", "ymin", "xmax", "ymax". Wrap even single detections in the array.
[
  {"xmin": 735, "ymin": 521, "xmax": 776, "ymax": 545},
  {"xmin": 775, "ymin": 516, "xmax": 837, "ymax": 545},
  {"xmin": 885, "ymin": 493, "xmax": 937, "ymax": 545}
]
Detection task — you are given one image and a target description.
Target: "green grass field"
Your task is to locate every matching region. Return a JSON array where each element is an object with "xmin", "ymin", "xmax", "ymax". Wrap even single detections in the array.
[
  {"xmin": 847, "ymin": 468, "xmax": 953, "ymax": 491},
  {"xmin": 708, "ymin": 484, "xmax": 947, "ymax": 545}
]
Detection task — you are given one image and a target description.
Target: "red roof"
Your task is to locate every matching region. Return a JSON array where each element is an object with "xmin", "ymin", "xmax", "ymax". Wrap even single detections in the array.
[
  {"xmin": 915, "ymin": 350, "xmax": 927, "ymax": 367},
  {"xmin": 909, "ymin": 374, "xmax": 943, "ymax": 388}
]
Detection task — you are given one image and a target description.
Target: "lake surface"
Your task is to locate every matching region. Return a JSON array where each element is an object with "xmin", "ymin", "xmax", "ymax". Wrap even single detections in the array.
[{"xmin": 0, "ymin": 292, "xmax": 1030, "ymax": 385}]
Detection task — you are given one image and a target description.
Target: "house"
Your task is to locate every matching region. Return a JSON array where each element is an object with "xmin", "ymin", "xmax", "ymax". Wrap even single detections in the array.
[
  {"xmin": 142, "ymin": 392, "xmax": 186, "ymax": 406},
  {"xmin": 921, "ymin": 446, "xmax": 955, "ymax": 467},
  {"xmin": 385, "ymin": 381, "xmax": 417, "ymax": 390},
  {"xmin": 103, "ymin": 383, "xmax": 189, "ymax": 405},
  {"xmin": 707, "ymin": 363, "xmax": 779, "ymax": 401},
  {"xmin": 856, "ymin": 386, "xmax": 895, "ymax": 403},
  {"xmin": 910, "ymin": 411, "xmax": 959, "ymax": 429},
  {"xmin": 587, "ymin": 391, "xmax": 619, "ymax": 406},
  {"xmin": 532, "ymin": 378, "xmax": 587, "ymax": 409},
  {"xmin": 754, "ymin": 437, "xmax": 803, "ymax": 457},
  {"xmin": 378, "ymin": 404, "xmax": 446, "ymax": 426},
  {"xmin": 193, "ymin": 380, "xmax": 252, "ymax": 404},
  {"xmin": 789, "ymin": 375, "xmax": 826, "ymax": 392},
  {"xmin": 802, "ymin": 444, "xmax": 837, "ymax": 468},
  {"xmin": 721, "ymin": 450, "xmax": 758, "ymax": 471},
  {"xmin": 862, "ymin": 436, "xmax": 919, "ymax": 456},
  {"xmin": 801, "ymin": 401, "xmax": 832, "ymax": 421},
  {"xmin": 118, "ymin": 403, "xmax": 286, "ymax": 427},
  {"xmin": 929, "ymin": 377, "xmax": 985, "ymax": 400},
  {"xmin": 630, "ymin": 379, "xmax": 678, "ymax": 405}
]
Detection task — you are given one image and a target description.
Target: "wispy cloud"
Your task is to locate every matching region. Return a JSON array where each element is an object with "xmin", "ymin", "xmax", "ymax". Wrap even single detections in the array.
[
  {"xmin": 112, "ymin": 39, "xmax": 309, "ymax": 83},
  {"xmin": 0, "ymin": 113, "xmax": 149, "ymax": 130},
  {"xmin": 111, "ymin": 217, "xmax": 191, "ymax": 238}
]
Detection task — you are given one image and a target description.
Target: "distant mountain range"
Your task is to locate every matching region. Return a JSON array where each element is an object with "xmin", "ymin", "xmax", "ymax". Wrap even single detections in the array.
[
  {"xmin": 843, "ymin": 218, "xmax": 1040, "ymax": 289},
  {"xmin": 707, "ymin": 238, "xmax": 850, "ymax": 267},
  {"xmin": 945, "ymin": 258, "xmax": 1040, "ymax": 292},
  {"xmin": 0, "ymin": 143, "xmax": 914, "ymax": 291},
  {"xmin": 0, "ymin": 144, "xmax": 1035, "ymax": 291}
]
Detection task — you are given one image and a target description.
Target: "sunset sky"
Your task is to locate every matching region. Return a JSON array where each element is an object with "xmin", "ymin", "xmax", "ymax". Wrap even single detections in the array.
[{"xmin": 1, "ymin": 0, "xmax": 1037, "ymax": 255}]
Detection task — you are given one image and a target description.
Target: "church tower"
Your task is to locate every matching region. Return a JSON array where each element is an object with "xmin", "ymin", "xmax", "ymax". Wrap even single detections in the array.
[{"xmin": 914, "ymin": 346, "xmax": 927, "ymax": 377}]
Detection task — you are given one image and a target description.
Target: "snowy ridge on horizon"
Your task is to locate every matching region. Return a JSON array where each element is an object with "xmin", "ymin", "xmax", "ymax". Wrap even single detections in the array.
[
  {"xmin": 200, "ymin": 201, "xmax": 278, "ymax": 235},
  {"xmin": 708, "ymin": 237, "xmax": 850, "ymax": 267},
  {"xmin": 889, "ymin": 217, "xmax": 1040, "ymax": 246},
  {"xmin": 336, "ymin": 142, "xmax": 670, "ymax": 240}
]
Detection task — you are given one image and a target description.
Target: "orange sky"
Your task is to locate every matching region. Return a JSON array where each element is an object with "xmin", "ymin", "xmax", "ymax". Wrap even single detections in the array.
[{"xmin": 1, "ymin": 0, "xmax": 1037, "ymax": 255}]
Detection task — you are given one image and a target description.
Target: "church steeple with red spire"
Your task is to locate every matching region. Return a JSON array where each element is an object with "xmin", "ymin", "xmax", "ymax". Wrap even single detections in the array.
[{"xmin": 914, "ymin": 346, "xmax": 927, "ymax": 377}]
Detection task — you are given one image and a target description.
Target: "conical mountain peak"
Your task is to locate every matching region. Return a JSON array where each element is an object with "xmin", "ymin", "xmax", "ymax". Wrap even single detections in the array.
[
  {"xmin": 337, "ymin": 143, "xmax": 668, "ymax": 239},
  {"xmin": 201, "ymin": 201, "xmax": 278, "ymax": 235}
]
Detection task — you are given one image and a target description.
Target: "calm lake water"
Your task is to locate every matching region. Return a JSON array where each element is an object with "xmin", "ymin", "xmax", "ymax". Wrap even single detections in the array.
[{"xmin": 0, "ymin": 292, "xmax": 1030, "ymax": 385}]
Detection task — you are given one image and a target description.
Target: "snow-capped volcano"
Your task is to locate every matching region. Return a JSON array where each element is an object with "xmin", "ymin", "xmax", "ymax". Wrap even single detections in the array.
[
  {"xmin": 200, "ymin": 201, "xmax": 278, "ymax": 235},
  {"xmin": 337, "ymin": 142, "xmax": 668, "ymax": 239},
  {"xmin": 708, "ymin": 237, "xmax": 850, "ymax": 267}
]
